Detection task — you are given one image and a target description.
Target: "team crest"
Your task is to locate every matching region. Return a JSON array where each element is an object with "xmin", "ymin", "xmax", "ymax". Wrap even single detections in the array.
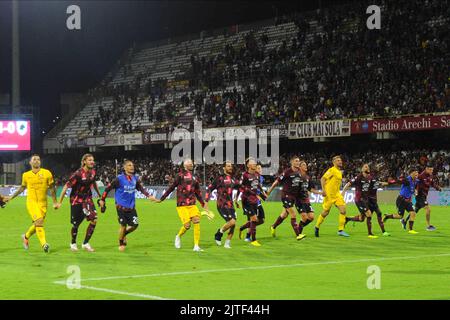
[{"xmin": 16, "ymin": 121, "xmax": 28, "ymax": 136}]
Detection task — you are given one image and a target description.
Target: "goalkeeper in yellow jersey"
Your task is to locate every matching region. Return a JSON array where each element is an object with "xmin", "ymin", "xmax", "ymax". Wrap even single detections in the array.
[
  {"xmin": 314, "ymin": 155, "xmax": 349, "ymax": 237},
  {"xmin": 5, "ymin": 154, "xmax": 60, "ymax": 252}
]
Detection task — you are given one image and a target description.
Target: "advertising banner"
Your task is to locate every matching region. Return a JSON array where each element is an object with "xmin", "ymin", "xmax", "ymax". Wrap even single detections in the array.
[
  {"xmin": 257, "ymin": 124, "xmax": 288, "ymax": 138},
  {"xmin": 118, "ymin": 133, "xmax": 143, "ymax": 145},
  {"xmin": 143, "ymin": 132, "xmax": 168, "ymax": 144},
  {"xmin": 351, "ymin": 114, "xmax": 450, "ymax": 134},
  {"xmin": 288, "ymin": 120, "xmax": 351, "ymax": 139}
]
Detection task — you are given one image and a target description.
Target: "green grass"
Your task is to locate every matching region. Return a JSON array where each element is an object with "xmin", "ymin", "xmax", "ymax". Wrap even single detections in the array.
[{"xmin": 0, "ymin": 198, "xmax": 449, "ymax": 300}]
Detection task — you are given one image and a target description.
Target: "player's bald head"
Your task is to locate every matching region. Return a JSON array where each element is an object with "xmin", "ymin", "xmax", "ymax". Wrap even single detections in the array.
[
  {"xmin": 246, "ymin": 157, "xmax": 256, "ymax": 166},
  {"xmin": 183, "ymin": 158, "xmax": 193, "ymax": 170}
]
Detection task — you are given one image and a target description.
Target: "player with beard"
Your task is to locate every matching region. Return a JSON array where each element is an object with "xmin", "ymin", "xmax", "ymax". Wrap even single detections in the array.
[
  {"xmin": 150, "ymin": 159, "xmax": 208, "ymax": 252},
  {"xmin": 314, "ymin": 156, "xmax": 350, "ymax": 237},
  {"xmin": 58, "ymin": 154, "xmax": 102, "ymax": 252}
]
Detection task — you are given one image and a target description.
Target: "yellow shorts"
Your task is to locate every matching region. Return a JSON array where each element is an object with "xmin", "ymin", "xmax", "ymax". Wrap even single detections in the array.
[
  {"xmin": 322, "ymin": 196, "xmax": 346, "ymax": 211},
  {"xmin": 176, "ymin": 205, "xmax": 200, "ymax": 224},
  {"xmin": 26, "ymin": 202, "xmax": 47, "ymax": 222}
]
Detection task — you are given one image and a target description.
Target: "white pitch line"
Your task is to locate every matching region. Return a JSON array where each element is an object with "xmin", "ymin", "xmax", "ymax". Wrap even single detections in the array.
[
  {"xmin": 77, "ymin": 252, "xmax": 450, "ymax": 282},
  {"xmin": 53, "ymin": 282, "xmax": 173, "ymax": 300}
]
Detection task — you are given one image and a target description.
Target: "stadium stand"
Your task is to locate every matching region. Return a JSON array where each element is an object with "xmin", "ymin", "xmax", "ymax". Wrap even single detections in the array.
[{"xmin": 50, "ymin": 0, "xmax": 449, "ymax": 141}]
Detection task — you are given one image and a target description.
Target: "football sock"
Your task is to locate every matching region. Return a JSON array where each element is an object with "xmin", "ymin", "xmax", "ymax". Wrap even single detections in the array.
[
  {"xmin": 346, "ymin": 216, "xmax": 360, "ymax": 222},
  {"xmin": 125, "ymin": 226, "xmax": 137, "ymax": 235},
  {"xmin": 290, "ymin": 218, "xmax": 299, "ymax": 236},
  {"xmin": 272, "ymin": 216, "xmax": 285, "ymax": 228},
  {"xmin": 377, "ymin": 215, "xmax": 386, "ymax": 232},
  {"xmin": 83, "ymin": 223, "xmax": 96, "ymax": 244},
  {"xmin": 250, "ymin": 221, "xmax": 257, "ymax": 241},
  {"xmin": 178, "ymin": 225, "xmax": 188, "ymax": 237},
  {"xmin": 338, "ymin": 213, "xmax": 346, "ymax": 231},
  {"xmin": 25, "ymin": 224, "xmax": 36, "ymax": 239},
  {"xmin": 193, "ymin": 223, "xmax": 200, "ymax": 246},
  {"xmin": 316, "ymin": 214, "xmax": 325, "ymax": 228},
  {"xmin": 409, "ymin": 220, "xmax": 414, "ymax": 230},
  {"xmin": 384, "ymin": 214, "xmax": 394, "ymax": 220},
  {"xmin": 35, "ymin": 227, "xmax": 46, "ymax": 246},
  {"xmin": 366, "ymin": 217, "xmax": 373, "ymax": 235},
  {"xmin": 240, "ymin": 221, "xmax": 251, "ymax": 231},
  {"xmin": 405, "ymin": 214, "xmax": 411, "ymax": 223},
  {"xmin": 71, "ymin": 226, "xmax": 79, "ymax": 244}
]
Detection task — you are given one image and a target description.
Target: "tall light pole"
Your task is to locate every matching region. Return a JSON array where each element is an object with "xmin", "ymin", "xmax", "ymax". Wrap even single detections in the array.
[
  {"xmin": 12, "ymin": 0, "xmax": 21, "ymax": 110},
  {"xmin": 12, "ymin": 0, "xmax": 22, "ymax": 185}
]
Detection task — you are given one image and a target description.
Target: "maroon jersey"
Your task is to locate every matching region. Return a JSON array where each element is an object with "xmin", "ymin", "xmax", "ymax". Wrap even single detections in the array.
[
  {"xmin": 205, "ymin": 174, "xmax": 240, "ymax": 209},
  {"xmin": 239, "ymin": 171, "xmax": 266, "ymax": 205},
  {"xmin": 160, "ymin": 170, "xmax": 204, "ymax": 207},
  {"xmin": 276, "ymin": 168, "xmax": 302, "ymax": 198},
  {"xmin": 417, "ymin": 171, "xmax": 441, "ymax": 198},
  {"xmin": 368, "ymin": 175, "xmax": 382, "ymax": 201},
  {"xmin": 298, "ymin": 173, "xmax": 315, "ymax": 203},
  {"xmin": 65, "ymin": 168, "xmax": 97, "ymax": 205},
  {"xmin": 350, "ymin": 174, "xmax": 371, "ymax": 202}
]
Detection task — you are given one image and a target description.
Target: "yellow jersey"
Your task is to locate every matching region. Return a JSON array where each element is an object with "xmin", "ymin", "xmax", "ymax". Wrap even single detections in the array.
[
  {"xmin": 21, "ymin": 168, "xmax": 54, "ymax": 204},
  {"xmin": 322, "ymin": 166, "xmax": 343, "ymax": 198}
]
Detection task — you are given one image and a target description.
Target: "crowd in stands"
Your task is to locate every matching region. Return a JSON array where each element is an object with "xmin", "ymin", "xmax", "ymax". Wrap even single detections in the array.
[
  {"xmin": 187, "ymin": 0, "xmax": 449, "ymax": 127},
  {"xmin": 76, "ymin": 0, "xmax": 448, "ymax": 137}
]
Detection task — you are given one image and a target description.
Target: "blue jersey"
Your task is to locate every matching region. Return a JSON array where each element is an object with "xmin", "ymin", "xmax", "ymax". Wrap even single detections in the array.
[
  {"xmin": 101, "ymin": 173, "xmax": 149, "ymax": 209},
  {"xmin": 399, "ymin": 176, "xmax": 417, "ymax": 200}
]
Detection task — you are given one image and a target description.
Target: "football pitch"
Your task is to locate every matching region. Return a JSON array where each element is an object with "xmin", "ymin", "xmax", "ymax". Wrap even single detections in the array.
[{"xmin": 0, "ymin": 198, "xmax": 449, "ymax": 300}]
